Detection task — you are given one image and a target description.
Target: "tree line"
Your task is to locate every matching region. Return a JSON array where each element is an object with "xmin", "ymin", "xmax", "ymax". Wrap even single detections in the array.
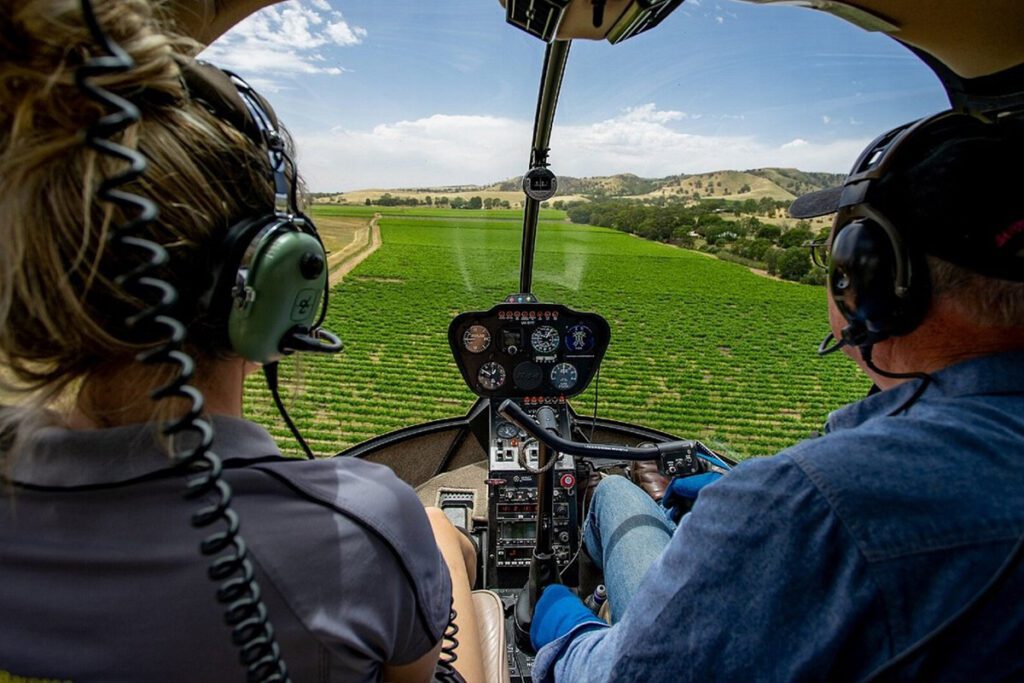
[
  {"xmin": 563, "ymin": 198, "xmax": 829, "ymax": 285},
  {"xmin": 364, "ymin": 193, "xmax": 512, "ymax": 209}
]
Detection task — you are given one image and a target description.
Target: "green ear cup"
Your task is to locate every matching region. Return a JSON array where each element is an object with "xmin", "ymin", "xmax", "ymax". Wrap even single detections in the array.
[{"xmin": 227, "ymin": 229, "xmax": 327, "ymax": 364}]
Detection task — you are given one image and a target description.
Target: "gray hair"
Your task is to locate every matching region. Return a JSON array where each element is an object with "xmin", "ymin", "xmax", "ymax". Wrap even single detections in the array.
[{"xmin": 928, "ymin": 256, "xmax": 1024, "ymax": 327}]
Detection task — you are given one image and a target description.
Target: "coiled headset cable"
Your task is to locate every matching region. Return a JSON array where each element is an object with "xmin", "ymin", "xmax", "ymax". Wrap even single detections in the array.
[
  {"xmin": 435, "ymin": 597, "xmax": 462, "ymax": 682},
  {"xmin": 76, "ymin": 1, "xmax": 289, "ymax": 680}
]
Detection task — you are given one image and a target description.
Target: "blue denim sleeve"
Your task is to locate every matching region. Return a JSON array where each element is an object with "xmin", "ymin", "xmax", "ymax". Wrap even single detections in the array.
[{"xmin": 532, "ymin": 452, "xmax": 889, "ymax": 682}]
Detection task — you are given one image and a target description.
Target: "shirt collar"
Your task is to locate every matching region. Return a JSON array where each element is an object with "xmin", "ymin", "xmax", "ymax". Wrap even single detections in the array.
[
  {"xmin": 826, "ymin": 350, "xmax": 1024, "ymax": 433},
  {"xmin": 7, "ymin": 415, "xmax": 283, "ymax": 488}
]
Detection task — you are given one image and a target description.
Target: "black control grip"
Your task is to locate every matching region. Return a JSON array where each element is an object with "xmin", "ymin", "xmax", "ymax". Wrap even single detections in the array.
[
  {"xmin": 534, "ymin": 405, "xmax": 560, "ymax": 434},
  {"xmin": 498, "ymin": 399, "xmax": 690, "ymax": 460}
]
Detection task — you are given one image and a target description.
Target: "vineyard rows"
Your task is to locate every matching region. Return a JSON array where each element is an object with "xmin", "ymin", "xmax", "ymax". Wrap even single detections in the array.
[{"xmin": 245, "ymin": 206, "xmax": 869, "ymax": 458}]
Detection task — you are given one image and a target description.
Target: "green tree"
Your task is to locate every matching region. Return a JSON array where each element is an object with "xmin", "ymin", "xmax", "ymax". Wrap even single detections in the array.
[
  {"xmin": 468, "ymin": 196, "xmax": 483, "ymax": 210},
  {"xmin": 780, "ymin": 226, "xmax": 815, "ymax": 249},
  {"xmin": 778, "ymin": 246, "xmax": 812, "ymax": 282},
  {"xmin": 755, "ymin": 224, "xmax": 782, "ymax": 241}
]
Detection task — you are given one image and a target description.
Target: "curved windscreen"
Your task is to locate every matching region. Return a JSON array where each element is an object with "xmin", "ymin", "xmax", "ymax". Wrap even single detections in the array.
[{"xmin": 235, "ymin": 0, "xmax": 946, "ymax": 458}]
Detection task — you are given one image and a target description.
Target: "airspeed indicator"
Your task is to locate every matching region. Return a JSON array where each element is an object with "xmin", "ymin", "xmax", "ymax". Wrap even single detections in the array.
[{"xmin": 463, "ymin": 325, "xmax": 491, "ymax": 353}]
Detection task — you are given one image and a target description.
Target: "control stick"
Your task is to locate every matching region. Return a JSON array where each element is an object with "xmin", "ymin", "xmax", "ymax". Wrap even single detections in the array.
[
  {"xmin": 498, "ymin": 400, "xmax": 726, "ymax": 478},
  {"xmin": 508, "ymin": 404, "xmax": 562, "ymax": 653}
]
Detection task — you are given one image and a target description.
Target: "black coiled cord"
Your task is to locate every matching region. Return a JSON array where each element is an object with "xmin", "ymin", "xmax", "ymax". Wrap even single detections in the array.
[
  {"xmin": 435, "ymin": 598, "xmax": 461, "ymax": 682},
  {"xmin": 75, "ymin": 2, "xmax": 289, "ymax": 680}
]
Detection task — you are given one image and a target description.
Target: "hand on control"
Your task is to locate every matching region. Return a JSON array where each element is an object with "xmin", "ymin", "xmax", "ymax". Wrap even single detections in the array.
[
  {"xmin": 661, "ymin": 470, "xmax": 723, "ymax": 522},
  {"xmin": 530, "ymin": 584, "xmax": 607, "ymax": 651}
]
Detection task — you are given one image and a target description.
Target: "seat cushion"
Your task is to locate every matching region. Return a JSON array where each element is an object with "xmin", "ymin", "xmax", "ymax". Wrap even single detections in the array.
[{"xmin": 472, "ymin": 590, "xmax": 510, "ymax": 683}]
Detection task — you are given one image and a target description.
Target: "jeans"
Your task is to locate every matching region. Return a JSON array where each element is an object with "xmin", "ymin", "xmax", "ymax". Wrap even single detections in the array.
[{"xmin": 583, "ymin": 476, "xmax": 675, "ymax": 623}]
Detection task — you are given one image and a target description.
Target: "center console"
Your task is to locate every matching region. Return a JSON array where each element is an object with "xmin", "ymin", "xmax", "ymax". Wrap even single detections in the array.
[{"xmin": 448, "ymin": 299, "xmax": 610, "ymax": 589}]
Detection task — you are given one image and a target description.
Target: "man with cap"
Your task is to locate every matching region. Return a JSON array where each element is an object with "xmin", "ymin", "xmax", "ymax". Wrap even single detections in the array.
[{"xmin": 528, "ymin": 111, "xmax": 1024, "ymax": 682}]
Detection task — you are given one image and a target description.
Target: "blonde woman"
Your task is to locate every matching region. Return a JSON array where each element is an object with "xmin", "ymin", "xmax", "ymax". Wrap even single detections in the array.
[{"xmin": 0, "ymin": 1, "xmax": 483, "ymax": 680}]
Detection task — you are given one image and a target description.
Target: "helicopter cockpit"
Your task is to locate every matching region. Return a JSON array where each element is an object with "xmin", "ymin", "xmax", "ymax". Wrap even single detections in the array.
[
  {"xmin": 2, "ymin": 0, "xmax": 1022, "ymax": 681},
  {"xmin": 305, "ymin": 2, "xmax": 1023, "ymax": 680}
]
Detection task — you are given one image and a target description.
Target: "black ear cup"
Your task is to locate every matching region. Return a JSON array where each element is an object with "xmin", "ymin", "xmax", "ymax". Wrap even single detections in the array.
[{"xmin": 829, "ymin": 219, "xmax": 929, "ymax": 348}]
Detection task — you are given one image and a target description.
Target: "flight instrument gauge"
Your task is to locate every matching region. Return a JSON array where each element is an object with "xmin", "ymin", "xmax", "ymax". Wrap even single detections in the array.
[
  {"xmin": 550, "ymin": 363, "xmax": 578, "ymax": 391},
  {"xmin": 565, "ymin": 324, "xmax": 595, "ymax": 353},
  {"xmin": 463, "ymin": 325, "xmax": 491, "ymax": 353},
  {"xmin": 496, "ymin": 421, "xmax": 519, "ymax": 439},
  {"xmin": 478, "ymin": 362, "xmax": 506, "ymax": 391},
  {"xmin": 531, "ymin": 325, "xmax": 560, "ymax": 354}
]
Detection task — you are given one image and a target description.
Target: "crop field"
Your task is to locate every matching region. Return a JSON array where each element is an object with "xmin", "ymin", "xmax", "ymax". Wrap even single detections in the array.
[{"xmin": 245, "ymin": 205, "xmax": 870, "ymax": 458}]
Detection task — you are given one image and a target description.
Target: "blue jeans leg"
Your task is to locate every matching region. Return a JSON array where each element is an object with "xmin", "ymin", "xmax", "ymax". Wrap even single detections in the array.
[{"xmin": 583, "ymin": 476, "xmax": 676, "ymax": 623}]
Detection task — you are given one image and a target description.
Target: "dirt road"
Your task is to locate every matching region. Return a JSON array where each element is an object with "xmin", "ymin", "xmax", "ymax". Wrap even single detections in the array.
[{"xmin": 328, "ymin": 213, "xmax": 382, "ymax": 287}]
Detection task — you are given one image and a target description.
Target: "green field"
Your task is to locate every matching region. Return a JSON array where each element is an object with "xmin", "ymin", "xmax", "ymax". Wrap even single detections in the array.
[{"xmin": 245, "ymin": 206, "xmax": 870, "ymax": 458}]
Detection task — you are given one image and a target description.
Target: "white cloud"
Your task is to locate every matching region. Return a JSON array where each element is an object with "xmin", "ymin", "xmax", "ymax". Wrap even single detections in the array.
[
  {"xmin": 295, "ymin": 105, "xmax": 870, "ymax": 192},
  {"xmin": 200, "ymin": 1, "xmax": 365, "ymax": 89},
  {"xmin": 822, "ymin": 115, "xmax": 832, "ymax": 125},
  {"xmin": 622, "ymin": 103, "xmax": 689, "ymax": 123},
  {"xmin": 716, "ymin": 15, "xmax": 725, "ymax": 24},
  {"xmin": 326, "ymin": 20, "xmax": 367, "ymax": 46}
]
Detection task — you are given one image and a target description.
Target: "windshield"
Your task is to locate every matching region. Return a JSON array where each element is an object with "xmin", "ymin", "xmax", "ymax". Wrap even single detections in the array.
[{"xmin": 229, "ymin": 0, "xmax": 948, "ymax": 458}]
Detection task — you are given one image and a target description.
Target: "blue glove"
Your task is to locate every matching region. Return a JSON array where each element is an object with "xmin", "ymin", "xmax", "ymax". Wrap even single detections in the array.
[
  {"xmin": 531, "ymin": 584, "xmax": 607, "ymax": 651},
  {"xmin": 661, "ymin": 471, "xmax": 722, "ymax": 522}
]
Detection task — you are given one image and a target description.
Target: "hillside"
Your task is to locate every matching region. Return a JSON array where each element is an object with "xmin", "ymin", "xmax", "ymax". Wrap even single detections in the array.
[{"xmin": 315, "ymin": 167, "xmax": 845, "ymax": 206}]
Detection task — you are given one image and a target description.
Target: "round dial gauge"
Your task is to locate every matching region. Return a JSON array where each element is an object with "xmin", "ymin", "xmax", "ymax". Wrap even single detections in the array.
[
  {"xmin": 463, "ymin": 324, "xmax": 491, "ymax": 353},
  {"xmin": 513, "ymin": 361, "xmax": 544, "ymax": 391},
  {"xmin": 531, "ymin": 325, "xmax": 560, "ymax": 354},
  {"xmin": 565, "ymin": 324, "xmax": 595, "ymax": 353},
  {"xmin": 496, "ymin": 421, "xmax": 519, "ymax": 439},
  {"xmin": 550, "ymin": 363, "xmax": 578, "ymax": 391},
  {"xmin": 477, "ymin": 362, "xmax": 506, "ymax": 391}
]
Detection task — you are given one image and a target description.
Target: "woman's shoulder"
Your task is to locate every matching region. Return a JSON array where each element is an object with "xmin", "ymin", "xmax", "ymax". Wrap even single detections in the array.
[{"xmin": 224, "ymin": 440, "xmax": 452, "ymax": 663}]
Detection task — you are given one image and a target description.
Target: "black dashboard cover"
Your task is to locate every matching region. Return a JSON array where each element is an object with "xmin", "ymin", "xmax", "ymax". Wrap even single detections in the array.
[{"xmin": 448, "ymin": 303, "xmax": 611, "ymax": 400}]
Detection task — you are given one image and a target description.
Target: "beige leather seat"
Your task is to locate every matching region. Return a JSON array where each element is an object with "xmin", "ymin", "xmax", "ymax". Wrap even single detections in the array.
[{"xmin": 472, "ymin": 590, "xmax": 511, "ymax": 682}]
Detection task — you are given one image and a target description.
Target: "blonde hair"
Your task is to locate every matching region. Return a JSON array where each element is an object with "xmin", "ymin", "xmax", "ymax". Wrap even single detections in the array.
[{"xmin": 0, "ymin": 0, "xmax": 277, "ymax": 442}]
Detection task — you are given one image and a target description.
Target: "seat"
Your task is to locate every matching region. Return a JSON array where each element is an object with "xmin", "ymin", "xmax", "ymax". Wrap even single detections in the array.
[{"xmin": 472, "ymin": 590, "xmax": 511, "ymax": 683}]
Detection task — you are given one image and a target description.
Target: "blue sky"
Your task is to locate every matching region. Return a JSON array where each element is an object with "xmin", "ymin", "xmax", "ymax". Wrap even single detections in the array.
[{"xmin": 202, "ymin": 0, "xmax": 949, "ymax": 192}]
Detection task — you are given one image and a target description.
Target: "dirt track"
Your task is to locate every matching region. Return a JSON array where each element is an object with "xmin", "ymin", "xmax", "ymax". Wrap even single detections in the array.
[{"xmin": 328, "ymin": 213, "xmax": 382, "ymax": 287}]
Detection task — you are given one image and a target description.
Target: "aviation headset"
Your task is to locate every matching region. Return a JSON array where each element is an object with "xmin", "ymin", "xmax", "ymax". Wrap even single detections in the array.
[
  {"xmin": 825, "ymin": 110, "xmax": 1022, "ymax": 352},
  {"xmin": 180, "ymin": 60, "xmax": 342, "ymax": 364},
  {"xmin": 825, "ymin": 112, "xmax": 959, "ymax": 351}
]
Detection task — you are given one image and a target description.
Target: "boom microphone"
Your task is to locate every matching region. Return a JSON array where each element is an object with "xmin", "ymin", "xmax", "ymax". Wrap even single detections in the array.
[{"xmin": 818, "ymin": 331, "xmax": 847, "ymax": 355}]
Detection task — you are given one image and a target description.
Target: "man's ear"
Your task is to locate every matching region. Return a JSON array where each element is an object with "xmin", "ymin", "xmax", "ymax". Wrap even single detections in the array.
[{"xmin": 166, "ymin": 0, "xmax": 284, "ymax": 45}]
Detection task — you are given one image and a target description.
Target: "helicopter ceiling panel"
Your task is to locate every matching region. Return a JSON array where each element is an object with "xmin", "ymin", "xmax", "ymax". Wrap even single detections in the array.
[{"xmin": 448, "ymin": 303, "xmax": 610, "ymax": 399}]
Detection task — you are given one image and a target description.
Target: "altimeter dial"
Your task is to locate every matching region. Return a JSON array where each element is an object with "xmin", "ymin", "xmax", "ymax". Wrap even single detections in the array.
[
  {"xmin": 531, "ymin": 325, "xmax": 560, "ymax": 354},
  {"xmin": 478, "ymin": 362, "xmax": 506, "ymax": 391}
]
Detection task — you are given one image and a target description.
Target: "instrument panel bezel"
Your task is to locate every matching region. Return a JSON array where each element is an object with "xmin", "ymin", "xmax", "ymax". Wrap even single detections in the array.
[{"xmin": 448, "ymin": 303, "xmax": 611, "ymax": 399}]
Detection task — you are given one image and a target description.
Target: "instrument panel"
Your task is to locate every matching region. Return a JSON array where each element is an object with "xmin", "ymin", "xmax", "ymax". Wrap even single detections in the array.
[{"xmin": 448, "ymin": 302, "xmax": 610, "ymax": 399}]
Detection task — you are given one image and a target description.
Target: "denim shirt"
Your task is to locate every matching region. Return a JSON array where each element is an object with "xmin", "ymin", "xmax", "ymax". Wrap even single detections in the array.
[{"xmin": 533, "ymin": 351, "xmax": 1024, "ymax": 682}]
